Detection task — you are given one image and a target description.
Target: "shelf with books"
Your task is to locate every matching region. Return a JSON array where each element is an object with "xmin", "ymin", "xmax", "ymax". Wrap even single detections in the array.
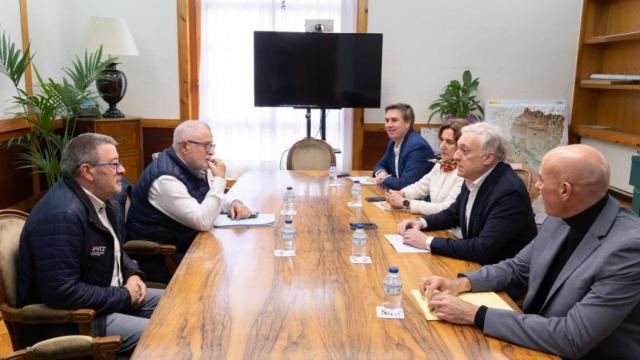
[
  {"xmin": 579, "ymin": 79, "xmax": 640, "ymax": 90},
  {"xmin": 571, "ymin": 0, "xmax": 640, "ymax": 147}
]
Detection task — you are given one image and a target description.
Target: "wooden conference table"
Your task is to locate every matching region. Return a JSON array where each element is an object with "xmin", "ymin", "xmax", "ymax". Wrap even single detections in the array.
[{"xmin": 132, "ymin": 170, "xmax": 557, "ymax": 359}]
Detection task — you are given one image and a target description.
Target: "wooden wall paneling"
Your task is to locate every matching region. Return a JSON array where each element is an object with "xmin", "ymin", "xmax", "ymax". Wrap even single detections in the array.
[
  {"xmin": 352, "ymin": 0, "xmax": 368, "ymax": 169},
  {"xmin": 142, "ymin": 127, "xmax": 175, "ymax": 168},
  {"xmin": 190, "ymin": 0, "xmax": 201, "ymax": 117},
  {"xmin": 0, "ymin": 146, "xmax": 33, "ymax": 209},
  {"xmin": 18, "ymin": 0, "xmax": 32, "ymax": 95},
  {"xmin": 177, "ymin": 0, "xmax": 199, "ymax": 120},
  {"xmin": 361, "ymin": 127, "xmax": 389, "ymax": 170},
  {"xmin": 140, "ymin": 119, "xmax": 179, "ymax": 168},
  {"xmin": 360, "ymin": 123, "xmax": 440, "ymax": 171}
]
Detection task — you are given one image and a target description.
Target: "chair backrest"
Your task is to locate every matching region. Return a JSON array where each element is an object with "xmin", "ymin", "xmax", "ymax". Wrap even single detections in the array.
[
  {"xmin": 0, "ymin": 210, "xmax": 28, "ymax": 308},
  {"xmin": 4, "ymin": 335, "xmax": 121, "ymax": 360},
  {"xmin": 514, "ymin": 167, "xmax": 536, "ymax": 200},
  {"xmin": 286, "ymin": 138, "xmax": 336, "ymax": 171}
]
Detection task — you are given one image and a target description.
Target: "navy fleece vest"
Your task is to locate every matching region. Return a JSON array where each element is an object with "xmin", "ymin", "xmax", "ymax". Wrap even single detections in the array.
[{"xmin": 126, "ymin": 147, "xmax": 210, "ymax": 255}]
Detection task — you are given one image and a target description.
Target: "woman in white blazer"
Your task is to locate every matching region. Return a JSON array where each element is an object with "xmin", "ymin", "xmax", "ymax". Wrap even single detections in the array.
[{"xmin": 385, "ymin": 119, "xmax": 467, "ymax": 215}]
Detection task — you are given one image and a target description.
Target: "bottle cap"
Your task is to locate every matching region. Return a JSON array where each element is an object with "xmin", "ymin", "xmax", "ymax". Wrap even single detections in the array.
[
  {"xmin": 355, "ymin": 224, "xmax": 364, "ymax": 230},
  {"xmin": 285, "ymin": 219, "xmax": 293, "ymax": 224},
  {"xmin": 354, "ymin": 180, "xmax": 360, "ymax": 184},
  {"xmin": 389, "ymin": 266, "xmax": 399, "ymax": 273},
  {"xmin": 286, "ymin": 186, "xmax": 293, "ymax": 190}
]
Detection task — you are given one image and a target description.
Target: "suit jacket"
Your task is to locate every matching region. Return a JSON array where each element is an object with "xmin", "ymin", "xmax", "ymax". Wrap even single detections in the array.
[
  {"xmin": 464, "ymin": 196, "xmax": 640, "ymax": 359},
  {"xmin": 423, "ymin": 162, "xmax": 536, "ymax": 265},
  {"xmin": 372, "ymin": 129, "xmax": 434, "ymax": 190}
]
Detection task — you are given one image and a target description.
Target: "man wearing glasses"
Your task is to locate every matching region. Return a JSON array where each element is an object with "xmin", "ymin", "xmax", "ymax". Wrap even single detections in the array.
[
  {"xmin": 126, "ymin": 120, "xmax": 251, "ymax": 282},
  {"xmin": 17, "ymin": 133, "xmax": 163, "ymax": 355}
]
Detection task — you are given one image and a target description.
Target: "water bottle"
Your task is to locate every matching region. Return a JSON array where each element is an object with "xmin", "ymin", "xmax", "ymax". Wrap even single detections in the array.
[
  {"xmin": 281, "ymin": 219, "xmax": 296, "ymax": 256},
  {"xmin": 348, "ymin": 180, "xmax": 362, "ymax": 207},
  {"xmin": 351, "ymin": 224, "xmax": 367, "ymax": 260},
  {"xmin": 281, "ymin": 186, "xmax": 296, "ymax": 220},
  {"xmin": 383, "ymin": 266, "xmax": 402, "ymax": 309},
  {"xmin": 328, "ymin": 164, "xmax": 338, "ymax": 186}
]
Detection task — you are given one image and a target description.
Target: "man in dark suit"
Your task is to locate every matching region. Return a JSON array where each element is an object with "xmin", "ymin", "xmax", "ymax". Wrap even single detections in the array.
[
  {"xmin": 419, "ymin": 144, "xmax": 640, "ymax": 359},
  {"xmin": 397, "ymin": 122, "xmax": 536, "ymax": 265},
  {"xmin": 372, "ymin": 103, "xmax": 434, "ymax": 190}
]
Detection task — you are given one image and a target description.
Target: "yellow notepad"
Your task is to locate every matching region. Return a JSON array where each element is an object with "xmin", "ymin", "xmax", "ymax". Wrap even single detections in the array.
[{"xmin": 410, "ymin": 289, "xmax": 513, "ymax": 321}]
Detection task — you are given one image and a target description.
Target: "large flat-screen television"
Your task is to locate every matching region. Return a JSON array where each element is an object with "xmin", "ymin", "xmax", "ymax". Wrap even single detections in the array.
[{"xmin": 254, "ymin": 31, "xmax": 383, "ymax": 109}]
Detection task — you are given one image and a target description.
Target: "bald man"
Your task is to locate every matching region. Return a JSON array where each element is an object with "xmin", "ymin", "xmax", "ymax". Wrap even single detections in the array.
[{"xmin": 418, "ymin": 144, "xmax": 640, "ymax": 359}]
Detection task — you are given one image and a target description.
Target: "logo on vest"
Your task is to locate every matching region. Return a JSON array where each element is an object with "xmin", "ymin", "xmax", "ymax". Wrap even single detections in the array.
[{"xmin": 90, "ymin": 245, "xmax": 106, "ymax": 256}]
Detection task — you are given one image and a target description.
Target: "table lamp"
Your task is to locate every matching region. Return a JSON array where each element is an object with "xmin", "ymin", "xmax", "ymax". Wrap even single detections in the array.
[{"xmin": 85, "ymin": 17, "xmax": 139, "ymax": 118}]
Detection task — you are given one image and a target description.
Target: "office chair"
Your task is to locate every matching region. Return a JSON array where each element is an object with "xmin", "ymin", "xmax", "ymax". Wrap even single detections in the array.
[
  {"xmin": 117, "ymin": 179, "xmax": 177, "ymax": 288},
  {"xmin": 3, "ymin": 335, "xmax": 121, "ymax": 360},
  {"xmin": 514, "ymin": 167, "xmax": 536, "ymax": 200},
  {"xmin": 0, "ymin": 210, "xmax": 96, "ymax": 351},
  {"xmin": 286, "ymin": 138, "xmax": 336, "ymax": 170}
]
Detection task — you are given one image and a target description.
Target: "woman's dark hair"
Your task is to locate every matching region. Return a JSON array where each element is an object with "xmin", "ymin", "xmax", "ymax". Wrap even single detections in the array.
[{"xmin": 438, "ymin": 118, "xmax": 469, "ymax": 142}]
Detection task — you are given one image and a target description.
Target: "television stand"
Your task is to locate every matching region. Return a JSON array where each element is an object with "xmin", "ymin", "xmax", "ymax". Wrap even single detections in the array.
[{"xmin": 303, "ymin": 108, "xmax": 328, "ymax": 141}]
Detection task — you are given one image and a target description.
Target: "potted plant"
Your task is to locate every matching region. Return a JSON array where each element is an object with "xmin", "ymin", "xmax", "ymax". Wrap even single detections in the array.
[
  {"xmin": 0, "ymin": 30, "xmax": 115, "ymax": 188},
  {"xmin": 428, "ymin": 70, "xmax": 484, "ymax": 124}
]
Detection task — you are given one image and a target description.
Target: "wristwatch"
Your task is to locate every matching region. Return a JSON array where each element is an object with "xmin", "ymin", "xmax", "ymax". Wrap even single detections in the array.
[{"xmin": 402, "ymin": 199, "xmax": 410, "ymax": 209}]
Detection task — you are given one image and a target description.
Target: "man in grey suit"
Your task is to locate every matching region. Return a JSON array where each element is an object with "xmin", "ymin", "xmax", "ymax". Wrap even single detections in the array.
[{"xmin": 419, "ymin": 144, "xmax": 640, "ymax": 359}]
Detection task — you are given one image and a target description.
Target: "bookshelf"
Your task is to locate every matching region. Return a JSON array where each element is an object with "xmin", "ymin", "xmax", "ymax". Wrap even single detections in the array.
[{"xmin": 571, "ymin": 0, "xmax": 640, "ymax": 148}]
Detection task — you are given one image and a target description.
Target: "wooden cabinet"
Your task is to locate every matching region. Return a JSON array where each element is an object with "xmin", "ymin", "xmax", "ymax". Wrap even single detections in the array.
[
  {"xmin": 571, "ymin": 0, "xmax": 640, "ymax": 148},
  {"xmin": 75, "ymin": 117, "xmax": 144, "ymax": 182}
]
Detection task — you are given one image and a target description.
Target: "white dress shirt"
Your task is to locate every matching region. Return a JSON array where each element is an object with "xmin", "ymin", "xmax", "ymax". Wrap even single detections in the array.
[
  {"xmin": 374, "ymin": 137, "xmax": 404, "ymax": 178},
  {"xmin": 148, "ymin": 159, "xmax": 234, "ymax": 231},
  {"xmin": 82, "ymin": 187, "xmax": 123, "ymax": 287},
  {"xmin": 393, "ymin": 138, "xmax": 404, "ymax": 178}
]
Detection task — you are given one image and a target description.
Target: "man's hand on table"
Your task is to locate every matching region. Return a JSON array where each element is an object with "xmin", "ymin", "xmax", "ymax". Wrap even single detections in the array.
[{"xmin": 419, "ymin": 276, "xmax": 477, "ymax": 325}]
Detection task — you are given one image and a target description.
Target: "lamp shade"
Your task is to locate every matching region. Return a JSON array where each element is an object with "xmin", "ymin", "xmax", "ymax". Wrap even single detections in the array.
[{"xmin": 85, "ymin": 17, "xmax": 139, "ymax": 57}]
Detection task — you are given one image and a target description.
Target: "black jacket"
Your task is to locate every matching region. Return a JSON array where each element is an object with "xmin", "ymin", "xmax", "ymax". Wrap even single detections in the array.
[
  {"xmin": 16, "ymin": 177, "xmax": 143, "ymax": 346},
  {"xmin": 424, "ymin": 162, "xmax": 537, "ymax": 265}
]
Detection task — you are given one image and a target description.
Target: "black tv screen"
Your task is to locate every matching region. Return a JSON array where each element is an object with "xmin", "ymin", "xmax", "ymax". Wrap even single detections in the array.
[{"xmin": 254, "ymin": 31, "xmax": 382, "ymax": 109}]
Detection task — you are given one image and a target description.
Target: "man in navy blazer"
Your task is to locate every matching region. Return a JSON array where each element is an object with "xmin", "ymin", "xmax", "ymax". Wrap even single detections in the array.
[
  {"xmin": 398, "ymin": 122, "xmax": 536, "ymax": 265},
  {"xmin": 372, "ymin": 103, "xmax": 434, "ymax": 190},
  {"xmin": 419, "ymin": 144, "xmax": 640, "ymax": 359}
]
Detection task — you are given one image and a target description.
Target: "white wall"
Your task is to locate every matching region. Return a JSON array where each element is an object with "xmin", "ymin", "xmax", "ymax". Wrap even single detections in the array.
[
  {"xmin": 365, "ymin": 0, "xmax": 583, "ymax": 124},
  {"xmin": 9, "ymin": 0, "xmax": 179, "ymax": 119},
  {"xmin": 0, "ymin": 0, "xmax": 24, "ymax": 119}
]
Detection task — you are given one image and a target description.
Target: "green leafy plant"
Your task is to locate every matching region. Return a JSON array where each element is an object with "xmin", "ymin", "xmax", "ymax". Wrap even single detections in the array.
[
  {"xmin": 428, "ymin": 70, "xmax": 484, "ymax": 124},
  {"xmin": 0, "ymin": 30, "xmax": 115, "ymax": 188}
]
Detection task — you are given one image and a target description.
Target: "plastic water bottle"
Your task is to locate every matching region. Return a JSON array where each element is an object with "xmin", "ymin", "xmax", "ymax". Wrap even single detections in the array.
[
  {"xmin": 349, "ymin": 180, "xmax": 362, "ymax": 207},
  {"xmin": 328, "ymin": 164, "xmax": 338, "ymax": 186},
  {"xmin": 383, "ymin": 266, "xmax": 402, "ymax": 309},
  {"xmin": 351, "ymin": 224, "xmax": 367, "ymax": 260},
  {"xmin": 281, "ymin": 186, "xmax": 296, "ymax": 220},
  {"xmin": 281, "ymin": 219, "xmax": 296, "ymax": 256}
]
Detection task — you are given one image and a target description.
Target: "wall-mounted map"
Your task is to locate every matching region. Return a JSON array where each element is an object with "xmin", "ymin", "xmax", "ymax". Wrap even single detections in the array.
[{"xmin": 485, "ymin": 100, "xmax": 568, "ymax": 223}]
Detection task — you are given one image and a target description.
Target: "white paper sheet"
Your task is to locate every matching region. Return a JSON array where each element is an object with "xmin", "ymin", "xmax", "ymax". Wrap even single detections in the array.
[
  {"xmin": 347, "ymin": 176, "xmax": 377, "ymax": 185},
  {"xmin": 384, "ymin": 234, "xmax": 430, "ymax": 253},
  {"xmin": 373, "ymin": 201, "xmax": 408, "ymax": 212},
  {"xmin": 213, "ymin": 213, "xmax": 276, "ymax": 228}
]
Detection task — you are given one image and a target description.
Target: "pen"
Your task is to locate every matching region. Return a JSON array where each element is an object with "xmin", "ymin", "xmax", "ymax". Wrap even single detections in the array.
[{"xmin": 227, "ymin": 212, "xmax": 259, "ymax": 220}]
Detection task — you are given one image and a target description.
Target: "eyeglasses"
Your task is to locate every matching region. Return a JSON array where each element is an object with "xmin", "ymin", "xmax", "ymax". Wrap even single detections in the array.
[
  {"xmin": 88, "ymin": 161, "xmax": 124, "ymax": 171},
  {"xmin": 186, "ymin": 140, "xmax": 216, "ymax": 151}
]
